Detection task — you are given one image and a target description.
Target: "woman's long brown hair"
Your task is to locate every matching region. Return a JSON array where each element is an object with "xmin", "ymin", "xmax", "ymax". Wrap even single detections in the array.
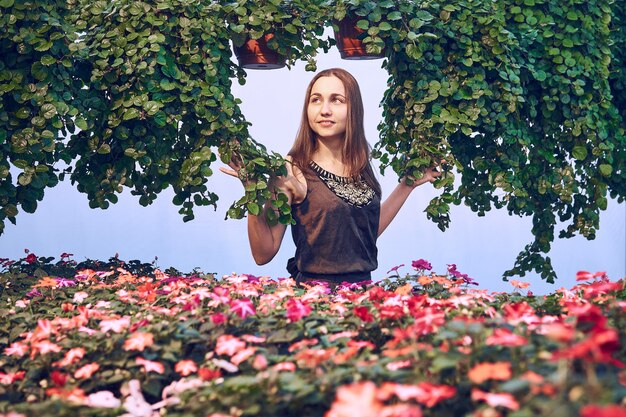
[{"xmin": 288, "ymin": 68, "xmax": 381, "ymax": 196}]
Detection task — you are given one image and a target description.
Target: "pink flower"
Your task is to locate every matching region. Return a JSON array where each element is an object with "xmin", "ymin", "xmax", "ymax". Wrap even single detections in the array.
[
  {"xmin": 215, "ymin": 335, "xmax": 246, "ymax": 357},
  {"xmin": 326, "ymin": 381, "xmax": 382, "ymax": 417},
  {"xmin": 73, "ymin": 292, "xmax": 89, "ymax": 303},
  {"xmin": 485, "ymin": 328, "xmax": 527, "ymax": 347},
  {"xmin": 510, "ymin": 280, "xmax": 530, "ymax": 289},
  {"xmin": 123, "ymin": 332, "xmax": 154, "ymax": 352},
  {"xmin": 471, "ymin": 389, "xmax": 519, "ymax": 411},
  {"xmin": 54, "ymin": 347, "xmax": 85, "ymax": 367},
  {"xmin": 285, "ymin": 299, "xmax": 312, "ymax": 322},
  {"xmin": 380, "ymin": 404, "xmax": 422, "ymax": 417},
  {"xmin": 4, "ymin": 342, "xmax": 28, "ymax": 357},
  {"xmin": 100, "ymin": 317, "xmax": 131, "ymax": 333},
  {"xmin": 386, "ymin": 264, "xmax": 405, "ymax": 274},
  {"xmin": 230, "ymin": 298, "xmax": 256, "ymax": 319},
  {"xmin": 231, "ymin": 347, "xmax": 256, "ymax": 366},
  {"xmin": 0, "ymin": 371, "xmax": 25, "ymax": 385},
  {"xmin": 272, "ymin": 362, "xmax": 296, "ymax": 372},
  {"xmin": 55, "ymin": 278, "xmax": 76, "ymax": 287},
  {"xmin": 31, "ymin": 341, "xmax": 62, "ymax": 357},
  {"xmin": 412, "ymin": 259, "xmax": 432, "ymax": 271},
  {"xmin": 174, "ymin": 360, "xmax": 198, "ymax": 377},
  {"xmin": 386, "ymin": 360, "xmax": 412, "ymax": 371},
  {"xmin": 253, "ymin": 354, "xmax": 268, "ymax": 370},
  {"xmin": 241, "ymin": 334, "xmax": 266, "ymax": 344},
  {"xmin": 135, "ymin": 357, "xmax": 165, "ymax": 374},
  {"xmin": 85, "ymin": 391, "xmax": 121, "ymax": 409},
  {"xmin": 74, "ymin": 363, "xmax": 100, "ymax": 379},
  {"xmin": 379, "ymin": 382, "xmax": 456, "ymax": 408}
]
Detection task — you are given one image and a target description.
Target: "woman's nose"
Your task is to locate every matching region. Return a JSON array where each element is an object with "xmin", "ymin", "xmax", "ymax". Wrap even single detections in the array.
[{"xmin": 321, "ymin": 100, "xmax": 332, "ymax": 115}]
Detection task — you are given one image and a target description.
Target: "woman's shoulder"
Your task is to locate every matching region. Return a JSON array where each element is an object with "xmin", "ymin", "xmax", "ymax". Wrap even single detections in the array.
[{"xmin": 285, "ymin": 155, "xmax": 307, "ymax": 181}]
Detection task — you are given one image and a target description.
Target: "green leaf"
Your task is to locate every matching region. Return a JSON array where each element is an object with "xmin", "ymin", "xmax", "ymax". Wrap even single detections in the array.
[
  {"xmin": 598, "ymin": 164, "xmax": 612, "ymax": 176},
  {"xmin": 123, "ymin": 108, "xmax": 140, "ymax": 121},
  {"xmin": 572, "ymin": 146, "xmax": 587, "ymax": 161},
  {"xmin": 248, "ymin": 202, "xmax": 260, "ymax": 216},
  {"xmin": 41, "ymin": 104, "xmax": 57, "ymax": 119},
  {"xmin": 0, "ymin": 0, "xmax": 15, "ymax": 7},
  {"xmin": 356, "ymin": 19, "xmax": 369, "ymax": 30},
  {"xmin": 144, "ymin": 101, "xmax": 161, "ymax": 116},
  {"xmin": 40, "ymin": 55, "xmax": 56, "ymax": 66},
  {"xmin": 75, "ymin": 118, "xmax": 88, "ymax": 131}
]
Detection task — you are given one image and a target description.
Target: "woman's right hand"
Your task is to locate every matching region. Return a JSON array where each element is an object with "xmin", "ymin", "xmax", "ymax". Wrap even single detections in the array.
[{"xmin": 219, "ymin": 153, "xmax": 306, "ymax": 206}]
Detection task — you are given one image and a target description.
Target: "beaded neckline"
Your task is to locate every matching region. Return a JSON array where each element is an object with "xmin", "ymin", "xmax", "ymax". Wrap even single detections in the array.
[
  {"xmin": 308, "ymin": 161, "xmax": 375, "ymax": 207},
  {"xmin": 308, "ymin": 161, "xmax": 355, "ymax": 183}
]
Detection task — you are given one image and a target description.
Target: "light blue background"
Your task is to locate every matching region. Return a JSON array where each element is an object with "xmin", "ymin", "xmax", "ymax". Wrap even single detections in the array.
[{"xmin": 1, "ymin": 45, "xmax": 624, "ymax": 295}]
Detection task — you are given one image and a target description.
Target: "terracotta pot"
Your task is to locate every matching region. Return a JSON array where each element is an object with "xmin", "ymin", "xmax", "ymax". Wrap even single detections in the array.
[
  {"xmin": 232, "ymin": 34, "xmax": 286, "ymax": 70},
  {"xmin": 333, "ymin": 17, "xmax": 385, "ymax": 60}
]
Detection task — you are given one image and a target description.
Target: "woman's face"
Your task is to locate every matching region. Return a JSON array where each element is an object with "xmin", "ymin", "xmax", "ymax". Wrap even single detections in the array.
[{"xmin": 307, "ymin": 75, "xmax": 348, "ymax": 142}]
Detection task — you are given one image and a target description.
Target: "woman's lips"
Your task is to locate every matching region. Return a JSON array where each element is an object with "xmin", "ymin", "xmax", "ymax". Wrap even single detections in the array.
[{"xmin": 318, "ymin": 120, "xmax": 334, "ymax": 127}]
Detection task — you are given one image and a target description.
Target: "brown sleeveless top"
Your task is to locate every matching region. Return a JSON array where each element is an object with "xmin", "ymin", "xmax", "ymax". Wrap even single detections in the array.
[{"xmin": 287, "ymin": 161, "xmax": 380, "ymax": 283}]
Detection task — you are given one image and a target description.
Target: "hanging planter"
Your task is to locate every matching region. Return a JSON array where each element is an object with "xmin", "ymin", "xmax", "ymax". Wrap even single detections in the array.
[
  {"xmin": 232, "ymin": 34, "xmax": 286, "ymax": 70},
  {"xmin": 333, "ymin": 16, "xmax": 385, "ymax": 60}
]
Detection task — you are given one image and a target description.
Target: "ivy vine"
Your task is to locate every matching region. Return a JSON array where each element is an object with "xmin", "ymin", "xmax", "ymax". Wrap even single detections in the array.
[{"xmin": 0, "ymin": 0, "xmax": 624, "ymax": 282}]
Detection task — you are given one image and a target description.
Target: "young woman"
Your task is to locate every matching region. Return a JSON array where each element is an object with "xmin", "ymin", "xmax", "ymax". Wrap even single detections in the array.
[{"xmin": 221, "ymin": 68, "xmax": 439, "ymax": 286}]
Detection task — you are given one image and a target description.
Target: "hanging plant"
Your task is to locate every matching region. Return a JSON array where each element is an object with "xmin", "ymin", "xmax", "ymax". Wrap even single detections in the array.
[
  {"xmin": 0, "ymin": 0, "xmax": 80, "ymax": 233},
  {"xmin": 68, "ymin": 0, "xmax": 248, "ymax": 222},
  {"xmin": 222, "ymin": 0, "xmax": 332, "ymax": 72}
]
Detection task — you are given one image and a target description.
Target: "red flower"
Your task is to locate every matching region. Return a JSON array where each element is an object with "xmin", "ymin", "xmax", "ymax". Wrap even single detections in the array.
[
  {"xmin": 552, "ymin": 328, "xmax": 624, "ymax": 367},
  {"xmin": 285, "ymin": 299, "xmax": 312, "ymax": 322},
  {"xmin": 211, "ymin": 313, "xmax": 227, "ymax": 325},
  {"xmin": 25, "ymin": 253, "xmax": 37, "ymax": 264},
  {"xmin": 50, "ymin": 371, "xmax": 68, "ymax": 387},
  {"xmin": 576, "ymin": 271, "xmax": 607, "ymax": 282},
  {"xmin": 579, "ymin": 404, "xmax": 626, "ymax": 417},
  {"xmin": 198, "ymin": 367, "xmax": 222, "ymax": 381},
  {"xmin": 353, "ymin": 306, "xmax": 374, "ymax": 322}
]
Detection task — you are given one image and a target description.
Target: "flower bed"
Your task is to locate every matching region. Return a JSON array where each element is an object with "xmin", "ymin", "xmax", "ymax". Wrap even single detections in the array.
[{"xmin": 0, "ymin": 253, "xmax": 625, "ymax": 417}]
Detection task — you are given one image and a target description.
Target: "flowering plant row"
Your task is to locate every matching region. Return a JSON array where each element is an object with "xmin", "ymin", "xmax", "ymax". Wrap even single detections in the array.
[{"xmin": 0, "ymin": 253, "xmax": 625, "ymax": 417}]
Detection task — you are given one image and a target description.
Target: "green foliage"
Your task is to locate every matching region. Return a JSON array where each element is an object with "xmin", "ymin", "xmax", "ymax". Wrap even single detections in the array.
[
  {"xmin": 0, "ymin": 0, "xmax": 625, "ymax": 281},
  {"xmin": 0, "ymin": 0, "xmax": 79, "ymax": 233},
  {"xmin": 67, "ymin": 0, "xmax": 249, "ymax": 221},
  {"xmin": 364, "ymin": 0, "xmax": 624, "ymax": 282}
]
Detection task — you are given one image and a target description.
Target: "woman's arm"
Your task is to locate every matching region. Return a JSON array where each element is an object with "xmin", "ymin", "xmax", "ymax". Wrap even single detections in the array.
[
  {"xmin": 378, "ymin": 167, "xmax": 440, "ymax": 237},
  {"xmin": 220, "ymin": 155, "xmax": 306, "ymax": 265}
]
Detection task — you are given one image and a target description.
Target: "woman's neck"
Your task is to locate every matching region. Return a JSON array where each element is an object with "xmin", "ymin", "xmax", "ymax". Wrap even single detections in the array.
[{"xmin": 312, "ymin": 137, "xmax": 348, "ymax": 176}]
